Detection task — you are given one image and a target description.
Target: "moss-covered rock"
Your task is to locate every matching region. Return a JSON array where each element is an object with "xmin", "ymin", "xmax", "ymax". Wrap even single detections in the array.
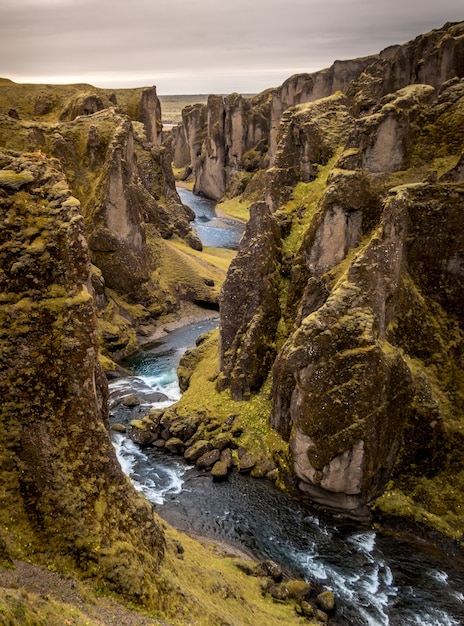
[
  {"xmin": 0, "ymin": 81, "xmax": 225, "ymax": 359},
  {"xmin": 209, "ymin": 24, "xmax": 464, "ymax": 535},
  {"xmin": 0, "ymin": 150, "xmax": 165, "ymax": 598},
  {"xmin": 217, "ymin": 201, "xmax": 283, "ymax": 400}
]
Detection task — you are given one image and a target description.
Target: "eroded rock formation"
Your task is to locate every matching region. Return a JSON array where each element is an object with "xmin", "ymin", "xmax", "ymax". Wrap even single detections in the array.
[
  {"xmin": 0, "ymin": 81, "xmax": 218, "ymax": 359},
  {"xmin": 0, "ymin": 150, "xmax": 165, "ymax": 594},
  {"xmin": 172, "ymin": 22, "xmax": 464, "ymax": 201},
  {"xmin": 216, "ymin": 22, "xmax": 464, "ymax": 516}
]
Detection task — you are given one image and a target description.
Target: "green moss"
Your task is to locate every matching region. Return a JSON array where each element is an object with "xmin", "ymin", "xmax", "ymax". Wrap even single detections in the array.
[
  {"xmin": 374, "ymin": 483, "xmax": 464, "ymax": 545},
  {"xmin": 281, "ymin": 153, "xmax": 341, "ymax": 257},
  {"xmin": 97, "ymin": 352, "xmax": 118, "ymax": 372},
  {"xmin": 159, "ymin": 527, "xmax": 305, "ymax": 625},
  {"xmin": 216, "ymin": 197, "xmax": 251, "ymax": 222},
  {"xmin": 174, "ymin": 331, "xmax": 290, "ymax": 477},
  {"xmin": 173, "ymin": 173, "xmax": 194, "ymax": 189},
  {"xmin": 0, "ymin": 170, "xmax": 34, "ymax": 190},
  {"xmin": 0, "ymin": 587, "xmax": 100, "ymax": 626},
  {"xmin": 148, "ymin": 237, "xmax": 227, "ymax": 305}
]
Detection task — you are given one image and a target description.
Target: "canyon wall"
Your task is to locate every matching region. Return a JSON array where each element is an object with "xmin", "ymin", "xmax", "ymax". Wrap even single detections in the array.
[
  {"xmin": 0, "ymin": 149, "xmax": 165, "ymax": 594},
  {"xmin": 172, "ymin": 22, "xmax": 464, "ymax": 202},
  {"xmin": 0, "ymin": 81, "xmax": 221, "ymax": 360},
  {"xmin": 215, "ymin": 22, "xmax": 464, "ymax": 516}
]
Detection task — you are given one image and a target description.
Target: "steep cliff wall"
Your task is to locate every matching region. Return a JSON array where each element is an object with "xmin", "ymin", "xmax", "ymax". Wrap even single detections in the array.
[
  {"xmin": 0, "ymin": 149, "xmax": 165, "ymax": 595},
  {"xmin": 173, "ymin": 90, "xmax": 272, "ymax": 200},
  {"xmin": 172, "ymin": 22, "xmax": 464, "ymax": 203},
  {"xmin": 0, "ymin": 82, "xmax": 225, "ymax": 359},
  {"xmin": 216, "ymin": 23, "xmax": 464, "ymax": 527}
]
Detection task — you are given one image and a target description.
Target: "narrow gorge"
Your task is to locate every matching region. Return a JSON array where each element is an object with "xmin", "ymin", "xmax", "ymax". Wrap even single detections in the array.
[
  {"xmin": 171, "ymin": 21, "xmax": 464, "ymax": 531},
  {"xmin": 1, "ymin": 19, "xmax": 464, "ymax": 626}
]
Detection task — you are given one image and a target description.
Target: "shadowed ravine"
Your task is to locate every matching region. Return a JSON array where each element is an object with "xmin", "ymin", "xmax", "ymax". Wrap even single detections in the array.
[{"xmin": 109, "ymin": 190, "xmax": 464, "ymax": 626}]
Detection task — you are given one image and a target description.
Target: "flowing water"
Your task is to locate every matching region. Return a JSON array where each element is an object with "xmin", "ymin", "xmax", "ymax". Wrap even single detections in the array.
[
  {"xmin": 177, "ymin": 186, "xmax": 244, "ymax": 249},
  {"xmin": 109, "ymin": 189, "xmax": 464, "ymax": 626}
]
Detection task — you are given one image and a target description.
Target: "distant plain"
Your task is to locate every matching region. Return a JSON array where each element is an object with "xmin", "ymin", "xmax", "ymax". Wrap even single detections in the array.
[
  {"xmin": 159, "ymin": 93, "xmax": 256, "ymax": 124},
  {"xmin": 158, "ymin": 94, "xmax": 209, "ymax": 124}
]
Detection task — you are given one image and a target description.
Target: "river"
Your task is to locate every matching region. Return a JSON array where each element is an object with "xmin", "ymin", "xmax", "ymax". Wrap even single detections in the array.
[
  {"xmin": 177, "ymin": 186, "xmax": 244, "ymax": 249},
  {"xmin": 109, "ymin": 189, "xmax": 464, "ymax": 626}
]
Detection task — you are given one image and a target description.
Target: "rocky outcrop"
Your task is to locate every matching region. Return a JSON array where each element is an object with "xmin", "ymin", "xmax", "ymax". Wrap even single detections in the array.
[
  {"xmin": 194, "ymin": 95, "xmax": 227, "ymax": 200},
  {"xmin": 347, "ymin": 21, "xmax": 464, "ymax": 114},
  {"xmin": 0, "ymin": 150, "xmax": 165, "ymax": 594},
  {"xmin": 173, "ymin": 102, "xmax": 206, "ymax": 171},
  {"xmin": 216, "ymin": 24, "xmax": 464, "ymax": 518},
  {"xmin": 271, "ymin": 182, "xmax": 463, "ymax": 513},
  {"xmin": 266, "ymin": 92, "xmax": 353, "ymax": 211},
  {"xmin": 173, "ymin": 91, "xmax": 272, "ymax": 199},
  {"xmin": 3, "ymin": 81, "xmax": 164, "ymax": 147},
  {"xmin": 217, "ymin": 201, "xmax": 282, "ymax": 400},
  {"xmin": 138, "ymin": 86, "xmax": 162, "ymax": 144},
  {"xmin": 172, "ymin": 22, "xmax": 464, "ymax": 201},
  {"xmin": 86, "ymin": 116, "xmax": 152, "ymax": 297},
  {"xmin": 0, "ymin": 82, "xmax": 212, "ymax": 357}
]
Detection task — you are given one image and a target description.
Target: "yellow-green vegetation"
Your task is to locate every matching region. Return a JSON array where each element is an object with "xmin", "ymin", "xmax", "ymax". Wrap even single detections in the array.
[
  {"xmin": 0, "ymin": 587, "xmax": 103, "ymax": 626},
  {"xmin": 375, "ymin": 475, "xmax": 464, "ymax": 545},
  {"xmin": 0, "ymin": 169, "xmax": 35, "ymax": 190},
  {"xmin": 158, "ymin": 526, "xmax": 310, "ymax": 625},
  {"xmin": 0, "ymin": 79, "xmax": 160, "ymax": 124},
  {"xmin": 216, "ymin": 196, "xmax": 251, "ymax": 222},
  {"xmin": 149, "ymin": 237, "xmax": 229, "ymax": 303},
  {"xmin": 172, "ymin": 170, "xmax": 194, "ymax": 189},
  {"xmin": 279, "ymin": 157, "xmax": 337, "ymax": 257},
  {"xmin": 174, "ymin": 330, "xmax": 290, "ymax": 482},
  {"xmin": 0, "ymin": 524, "xmax": 312, "ymax": 626},
  {"xmin": 171, "ymin": 240, "xmax": 236, "ymax": 272}
]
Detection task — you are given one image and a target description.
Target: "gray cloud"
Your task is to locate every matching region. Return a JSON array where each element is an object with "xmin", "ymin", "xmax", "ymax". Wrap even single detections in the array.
[{"xmin": 1, "ymin": 0, "xmax": 462, "ymax": 93}]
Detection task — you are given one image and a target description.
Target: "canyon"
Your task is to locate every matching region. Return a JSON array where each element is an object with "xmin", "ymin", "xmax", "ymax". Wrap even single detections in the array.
[{"xmin": 0, "ymin": 19, "xmax": 464, "ymax": 625}]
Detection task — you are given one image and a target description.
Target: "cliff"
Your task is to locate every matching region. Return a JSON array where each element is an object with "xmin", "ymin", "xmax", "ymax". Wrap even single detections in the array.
[
  {"xmin": 0, "ymin": 81, "xmax": 224, "ymax": 361},
  {"xmin": 209, "ymin": 22, "xmax": 464, "ymax": 532},
  {"xmin": 0, "ymin": 149, "xmax": 165, "ymax": 595},
  {"xmin": 172, "ymin": 22, "xmax": 464, "ymax": 202},
  {"xmin": 0, "ymin": 149, "xmax": 316, "ymax": 626}
]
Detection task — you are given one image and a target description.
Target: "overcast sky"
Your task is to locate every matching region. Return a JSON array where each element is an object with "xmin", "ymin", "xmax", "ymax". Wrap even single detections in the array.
[{"xmin": 1, "ymin": 0, "xmax": 462, "ymax": 94}]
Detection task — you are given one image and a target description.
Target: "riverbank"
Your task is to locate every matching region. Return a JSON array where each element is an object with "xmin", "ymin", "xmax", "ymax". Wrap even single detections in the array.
[{"xmin": 137, "ymin": 304, "xmax": 219, "ymax": 347}]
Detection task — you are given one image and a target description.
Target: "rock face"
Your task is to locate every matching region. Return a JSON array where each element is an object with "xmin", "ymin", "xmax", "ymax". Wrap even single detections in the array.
[
  {"xmin": 0, "ymin": 150, "xmax": 165, "ymax": 594},
  {"xmin": 217, "ymin": 201, "xmax": 282, "ymax": 400},
  {"xmin": 173, "ymin": 91, "xmax": 272, "ymax": 200},
  {"xmin": 216, "ymin": 22, "xmax": 464, "ymax": 515},
  {"xmin": 272, "ymin": 182, "xmax": 463, "ymax": 512},
  {"xmin": 172, "ymin": 22, "xmax": 464, "ymax": 201},
  {"xmin": 0, "ymin": 82, "xmax": 214, "ymax": 358}
]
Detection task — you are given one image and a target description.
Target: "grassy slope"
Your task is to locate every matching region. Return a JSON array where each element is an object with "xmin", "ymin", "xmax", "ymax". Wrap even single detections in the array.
[{"xmin": 1, "ymin": 522, "xmax": 309, "ymax": 625}]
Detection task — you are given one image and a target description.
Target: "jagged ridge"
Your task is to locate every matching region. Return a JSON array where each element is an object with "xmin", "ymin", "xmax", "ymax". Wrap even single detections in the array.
[{"xmin": 175, "ymin": 22, "xmax": 464, "ymax": 531}]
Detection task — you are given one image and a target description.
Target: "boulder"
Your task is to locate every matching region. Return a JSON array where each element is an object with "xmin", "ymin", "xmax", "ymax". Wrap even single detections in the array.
[
  {"xmin": 122, "ymin": 394, "xmax": 141, "ymax": 407},
  {"xmin": 211, "ymin": 448, "xmax": 233, "ymax": 479},
  {"xmin": 317, "ymin": 590, "xmax": 335, "ymax": 612},
  {"xmin": 127, "ymin": 420, "xmax": 155, "ymax": 446},
  {"xmin": 110, "ymin": 423, "xmax": 126, "ymax": 433},
  {"xmin": 164, "ymin": 438, "xmax": 186, "ymax": 455},
  {"xmin": 184, "ymin": 439, "xmax": 214, "ymax": 462},
  {"xmin": 256, "ymin": 560, "xmax": 283, "ymax": 582},
  {"xmin": 168, "ymin": 414, "xmax": 201, "ymax": 442},
  {"xmin": 196, "ymin": 449, "xmax": 221, "ymax": 469}
]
